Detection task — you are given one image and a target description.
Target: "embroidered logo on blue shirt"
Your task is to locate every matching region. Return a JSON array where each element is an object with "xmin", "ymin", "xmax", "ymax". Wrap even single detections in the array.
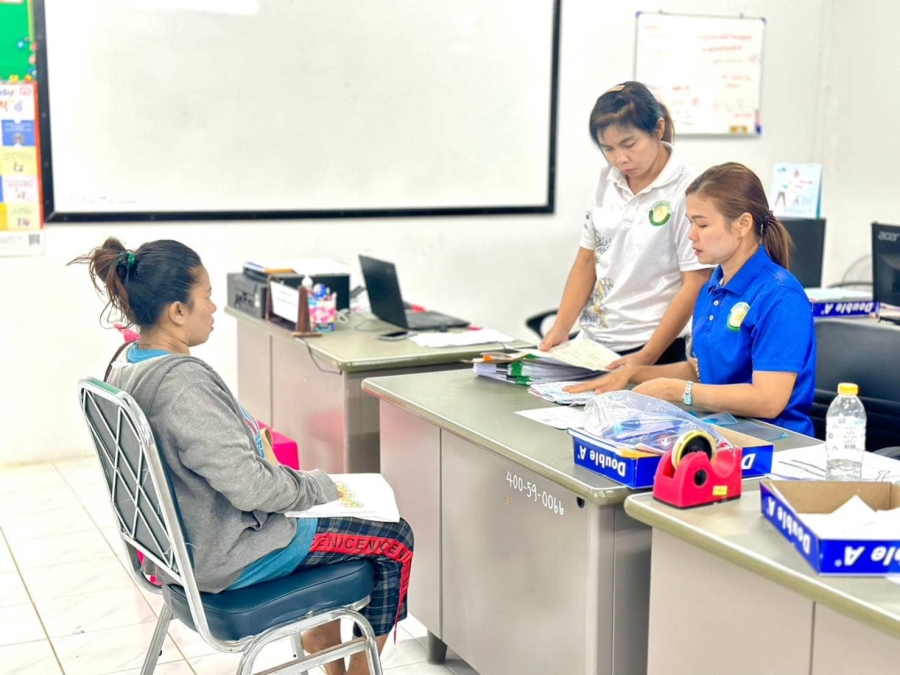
[
  {"xmin": 727, "ymin": 302, "xmax": 751, "ymax": 331},
  {"xmin": 648, "ymin": 200, "xmax": 672, "ymax": 226}
]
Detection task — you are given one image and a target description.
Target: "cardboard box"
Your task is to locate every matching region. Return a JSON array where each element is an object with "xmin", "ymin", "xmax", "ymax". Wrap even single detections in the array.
[
  {"xmin": 570, "ymin": 426, "xmax": 774, "ymax": 489},
  {"xmin": 760, "ymin": 480, "xmax": 900, "ymax": 575},
  {"xmin": 805, "ymin": 287, "xmax": 878, "ymax": 318}
]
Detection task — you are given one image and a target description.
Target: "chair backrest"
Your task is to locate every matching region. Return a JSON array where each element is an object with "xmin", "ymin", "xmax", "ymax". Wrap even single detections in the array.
[
  {"xmin": 812, "ymin": 320, "xmax": 900, "ymax": 450},
  {"xmin": 77, "ymin": 377, "xmax": 226, "ymax": 645}
]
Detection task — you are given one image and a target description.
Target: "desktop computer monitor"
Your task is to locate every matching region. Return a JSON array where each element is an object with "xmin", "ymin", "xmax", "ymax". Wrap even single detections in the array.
[
  {"xmin": 872, "ymin": 222, "xmax": 900, "ymax": 313},
  {"xmin": 781, "ymin": 218, "xmax": 825, "ymax": 288}
]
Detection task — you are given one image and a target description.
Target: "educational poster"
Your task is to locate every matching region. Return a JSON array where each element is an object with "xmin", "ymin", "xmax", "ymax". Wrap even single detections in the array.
[
  {"xmin": 635, "ymin": 13, "xmax": 765, "ymax": 136},
  {"xmin": 0, "ymin": 81, "xmax": 42, "ymax": 255},
  {"xmin": 0, "ymin": 0, "xmax": 36, "ymax": 82},
  {"xmin": 769, "ymin": 163, "xmax": 823, "ymax": 219}
]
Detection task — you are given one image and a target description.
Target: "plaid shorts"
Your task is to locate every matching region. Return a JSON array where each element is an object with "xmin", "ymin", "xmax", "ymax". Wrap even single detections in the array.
[{"xmin": 293, "ymin": 517, "xmax": 414, "ymax": 637}]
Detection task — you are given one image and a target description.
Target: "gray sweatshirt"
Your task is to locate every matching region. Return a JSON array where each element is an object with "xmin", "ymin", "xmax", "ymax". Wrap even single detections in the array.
[{"xmin": 107, "ymin": 353, "xmax": 338, "ymax": 593}]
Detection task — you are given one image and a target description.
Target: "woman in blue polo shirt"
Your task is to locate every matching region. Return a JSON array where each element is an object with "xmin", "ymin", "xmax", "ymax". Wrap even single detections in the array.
[{"xmin": 568, "ymin": 162, "xmax": 816, "ymax": 435}]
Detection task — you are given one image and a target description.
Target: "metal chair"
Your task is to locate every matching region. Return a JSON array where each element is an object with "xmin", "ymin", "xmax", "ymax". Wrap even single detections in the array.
[{"xmin": 77, "ymin": 377, "xmax": 383, "ymax": 675}]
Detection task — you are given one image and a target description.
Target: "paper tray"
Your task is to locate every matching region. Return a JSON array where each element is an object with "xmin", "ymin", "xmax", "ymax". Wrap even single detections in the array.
[{"xmin": 760, "ymin": 480, "xmax": 900, "ymax": 575}]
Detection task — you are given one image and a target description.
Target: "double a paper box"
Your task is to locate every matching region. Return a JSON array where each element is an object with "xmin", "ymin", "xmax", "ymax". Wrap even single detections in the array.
[
  {"xmin": 805, "ymin": 287, "xmax": 878, "ymax": 318},
  {"xmin": 760, "ymin": 480, "xmax": 900, "ymax": 575},
  {"xmin": 570, "ymin": 426, "xmax": 774, "ymax": 489}
]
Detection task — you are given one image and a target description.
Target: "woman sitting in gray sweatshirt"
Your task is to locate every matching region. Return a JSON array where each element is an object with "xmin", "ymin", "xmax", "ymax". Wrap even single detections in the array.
[{"xmin": 73, "ymin": 237, "xmax": 413, "ymax": 675}]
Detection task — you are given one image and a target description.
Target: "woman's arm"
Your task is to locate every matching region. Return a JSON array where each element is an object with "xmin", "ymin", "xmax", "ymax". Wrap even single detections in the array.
[
  {"xmin": 632, "ymin": 371, "xmax": 798, "ymax": 419},
  {"xmin": 565, "ymin": 360, "xmax": 696, "ymax": 394},
  {"xmin": 539, "ymin": 247, "xmax": 596, "ymax": 350},
  {"xmin": 608, "ymin": 269, "xmax": 710, "ymax": 368}
]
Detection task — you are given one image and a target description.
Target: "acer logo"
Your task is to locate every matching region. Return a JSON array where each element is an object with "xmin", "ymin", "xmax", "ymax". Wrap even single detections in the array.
[{"xmin": 878, "ymin": 230, "xmax": 900, "ymax": 242}]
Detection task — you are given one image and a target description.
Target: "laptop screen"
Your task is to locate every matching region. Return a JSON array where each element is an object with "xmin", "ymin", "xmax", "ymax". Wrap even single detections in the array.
[{"xmin": 359, "ymin": 255, "xmax": 409, "ymax": 328}]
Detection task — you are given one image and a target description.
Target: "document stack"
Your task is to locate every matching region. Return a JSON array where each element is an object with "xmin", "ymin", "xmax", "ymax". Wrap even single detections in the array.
[{"xmin": 472, "ymin": 339, "xmax": 620, "ymax": 387}]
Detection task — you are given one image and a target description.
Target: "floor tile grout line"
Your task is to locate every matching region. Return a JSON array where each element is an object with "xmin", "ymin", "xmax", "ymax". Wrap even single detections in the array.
[{"xmin": 0, "ymin": 528, "xmax": 68, "ymax": 674}]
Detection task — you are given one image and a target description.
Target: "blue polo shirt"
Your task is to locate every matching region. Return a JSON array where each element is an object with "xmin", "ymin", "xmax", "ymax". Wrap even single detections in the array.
[{"xmin": 691, "ymin": 247, "xmax": 816, "ymax": 435}]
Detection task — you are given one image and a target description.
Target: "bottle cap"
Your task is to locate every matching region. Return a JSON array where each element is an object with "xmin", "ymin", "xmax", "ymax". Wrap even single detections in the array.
[{"xmin": 838, "ymin": 382, "xmax": 859, "ymax": 396}]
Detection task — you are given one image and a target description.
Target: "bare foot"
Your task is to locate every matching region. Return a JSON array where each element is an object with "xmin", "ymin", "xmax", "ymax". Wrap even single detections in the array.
[{"xmin": 301, "ymin": 621, "xmax": 345, "ymax": 675}]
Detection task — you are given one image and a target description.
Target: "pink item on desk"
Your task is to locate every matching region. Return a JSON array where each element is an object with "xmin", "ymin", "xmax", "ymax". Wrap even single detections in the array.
[{"xmin": 258, "ymin": 422, "xmax": 301, "ymax": 470}]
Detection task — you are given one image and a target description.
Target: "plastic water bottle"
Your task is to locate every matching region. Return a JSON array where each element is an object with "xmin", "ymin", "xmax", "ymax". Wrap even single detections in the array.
[{"xmin": 825, "ymin": 383, "xmax": 867, "ymax": 481}]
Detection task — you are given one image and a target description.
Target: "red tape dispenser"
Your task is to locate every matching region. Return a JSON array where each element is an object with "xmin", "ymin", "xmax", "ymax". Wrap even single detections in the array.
[{"xmin": 652, "ymin": 429, "xmax": 742, "ymax": 508}]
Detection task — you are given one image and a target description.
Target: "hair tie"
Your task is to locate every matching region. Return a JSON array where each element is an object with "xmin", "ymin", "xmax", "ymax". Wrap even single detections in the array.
[
  {"xmin": 759, "ymin": 210, "xmax": 776, "ymax": 234},
  {"xmin": 117, "ymin": 250, "xmax": 135, "ymax": 271}
]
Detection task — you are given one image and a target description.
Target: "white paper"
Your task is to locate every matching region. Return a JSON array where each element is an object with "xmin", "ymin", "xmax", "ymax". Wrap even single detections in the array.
[
  {"xmin": 768, "ymin": 445, "xmax": 900, "ymax": 483},
  {"xmin": 514, "ymin": 406, "xmax": 585, "ymax": 430},
  {"xmin": 799, "ymin": 495, "xmax": 900, "ymax": 540},
  {"xmin": 286, "ymin": 474, "xmax": 400, "ymax": 523},
  {"xmin": 528, "ymin": 381, "xmax": 595, "ymax": 406},
  {"xmin": 244, "ymin": 256, "xmax": 351, "ymax": 275},
  {"xmin": 269, "ymin": 280, "xmax": 299, "ymax": 322},
  {"xmin": 410, "ymin": 329, "xmax": 516, "ymax": 348},
  {"xmin": 522, "ymin": 339, "xmax": 621, "ymax": 372},
  {"xmin": 805, "ymin": 287, "xmax": 873, "ymax": 302}
]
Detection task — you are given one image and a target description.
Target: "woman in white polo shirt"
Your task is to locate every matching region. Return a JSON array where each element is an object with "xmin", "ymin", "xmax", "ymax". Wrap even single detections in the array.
[{"xmin": 540, "ymin": 81, "xmax": 710, "ymax": 366}]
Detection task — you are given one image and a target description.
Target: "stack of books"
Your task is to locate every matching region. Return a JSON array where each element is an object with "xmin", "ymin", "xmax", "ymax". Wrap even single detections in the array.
[{"xmin": 472, "ymin": 340, "xmax": 620, "ymax": 387}]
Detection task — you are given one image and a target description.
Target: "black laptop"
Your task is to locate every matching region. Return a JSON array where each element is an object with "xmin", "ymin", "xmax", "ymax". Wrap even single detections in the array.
[{"xmin": 359, "ymin": 255, "xmax": 469, "ymax": 330}]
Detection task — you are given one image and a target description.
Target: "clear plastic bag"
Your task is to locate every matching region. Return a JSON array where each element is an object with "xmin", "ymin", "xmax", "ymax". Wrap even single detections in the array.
[{"xmin": 582, "ymin": 390, "xmax": 732, "ymax": 456}]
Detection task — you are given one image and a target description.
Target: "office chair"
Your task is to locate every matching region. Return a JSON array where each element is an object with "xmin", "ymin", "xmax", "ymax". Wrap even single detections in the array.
[
  {"xmin": 812, "ymin": 320, "xmax": 900, "ymax": 452},
  {"xmin": 77, "ymin": 377, "xmax": 383, "ymax": 675},
  {"xmin": 828, "ymin": 254, "xmax": 873, "ymax": 291},
  {"xmin": 524, "ymin": 310, "xmax": 579, "ymax": 341}
]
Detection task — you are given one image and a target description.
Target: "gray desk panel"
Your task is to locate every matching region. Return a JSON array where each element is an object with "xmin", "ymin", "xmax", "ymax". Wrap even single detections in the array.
[
  {"xmin": 626, "ymin": 487, "xmax": 900, "ymax": 641},
  {"xmin": 362, "ymin": 370, "xmax": 819, "ymax": 506},
  {"xmin": 235, "ymin": 322, "xmax": 273, "ymax": 426},
  {"xmin": 440, "ymin": 430, "xmax": 612, "ymax": 675},
  {"xmin": 363, "ymin": 370, "xmax": 633, "ymax": 505},
  {"xmin": 225, "ymin": 306, "xmax": 530, "ymax": 372}
]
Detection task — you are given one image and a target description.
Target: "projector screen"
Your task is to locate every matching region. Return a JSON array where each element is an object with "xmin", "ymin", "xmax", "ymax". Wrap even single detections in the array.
[{"xmin": 36, "ymin": 0, "xmax": 560, "ymax": 221}]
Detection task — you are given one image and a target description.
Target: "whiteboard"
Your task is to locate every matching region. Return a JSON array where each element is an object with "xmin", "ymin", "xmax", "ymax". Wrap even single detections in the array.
[
  {"xmin": 35, "ymin": 0, "xmax": 559, "ymax": 221},
  {"xmin": 634, "ymin": 12, "xmax": 765, "ymax": 136}
]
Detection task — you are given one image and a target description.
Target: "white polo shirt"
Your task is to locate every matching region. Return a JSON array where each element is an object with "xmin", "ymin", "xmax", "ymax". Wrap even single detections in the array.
[{"xmin": 578, "ymin": 145, "xmax": 705, "ymax": 352}]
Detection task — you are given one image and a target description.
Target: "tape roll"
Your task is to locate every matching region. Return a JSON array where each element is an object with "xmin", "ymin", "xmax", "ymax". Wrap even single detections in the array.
[{"xmin": 671, "ymin": 429, "xmax": 717, "ymax": 468}]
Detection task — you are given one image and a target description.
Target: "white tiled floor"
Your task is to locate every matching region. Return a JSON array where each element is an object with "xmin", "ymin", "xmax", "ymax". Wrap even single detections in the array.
[{"xmin": 0, "ymin": 459, "xmax": 478, "ymax": 675}]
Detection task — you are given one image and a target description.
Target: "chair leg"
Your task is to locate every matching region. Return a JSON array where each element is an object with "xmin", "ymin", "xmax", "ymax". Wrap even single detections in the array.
[
  {"xmin": 140, "ymin": 605, "xmax": 173, "ymax": 675},
  {"xmin": 352, "ymin": 617, "xmax": 383, "ymax": 675},
  {"xmin": 291, "ymin": 633, "xmax": 309, "ymax": 675}
]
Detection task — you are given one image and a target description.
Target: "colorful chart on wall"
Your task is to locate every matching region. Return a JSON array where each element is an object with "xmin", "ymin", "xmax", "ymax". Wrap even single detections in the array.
[
  {"xmin": 0, "ymin": 0, "xmax": 36, "ymax": 81},
  {"xmin": 635, "ymin": 12, "xmax": 766, "ymax": 136},
  {"xmin": 0, "ymin": 0, "xmax": 43, "ymax": 256}
]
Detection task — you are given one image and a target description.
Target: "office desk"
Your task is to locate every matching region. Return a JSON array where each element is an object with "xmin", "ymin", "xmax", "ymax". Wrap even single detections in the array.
[
  {"xmin": 226, "ymin": 306, "xmax": 529, "ymax": 473},
  {"xmin": 626, "ymin": 487, "xmax": 900, "ymax": 675},
  {"xmin": 362, "ymin": 369, "xmax": 818, "ymax": 675}
]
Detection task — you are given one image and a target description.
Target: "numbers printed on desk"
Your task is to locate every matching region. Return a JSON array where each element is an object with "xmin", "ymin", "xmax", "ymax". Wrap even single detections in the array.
[{"xmin": 505, "ymin": 471, "xmax": 564, "ymax": 516}]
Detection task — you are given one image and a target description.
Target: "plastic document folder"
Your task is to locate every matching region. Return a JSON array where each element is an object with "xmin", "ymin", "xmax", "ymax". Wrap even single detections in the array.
[{"xmin": 473, "ymin": 340, "xmax": 620, "ymax": 386}]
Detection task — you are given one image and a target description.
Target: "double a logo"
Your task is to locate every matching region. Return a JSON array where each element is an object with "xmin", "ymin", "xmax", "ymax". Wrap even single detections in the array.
[
  {"xmin": 878, "ymin": 229, "xmax": 900, "ymax": 243},
  {"xmin": 741, "ymin": 452, "xmax": 757, "ymax": 470},
  {"xmin": 765, "ymin": 495, "xmax": 813, "ymax": 555}
]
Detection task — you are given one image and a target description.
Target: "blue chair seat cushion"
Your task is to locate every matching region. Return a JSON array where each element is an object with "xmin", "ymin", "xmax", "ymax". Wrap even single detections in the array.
[{"xmin": 162, "ymin": 560, "xmax": 374, "ymax": 642}]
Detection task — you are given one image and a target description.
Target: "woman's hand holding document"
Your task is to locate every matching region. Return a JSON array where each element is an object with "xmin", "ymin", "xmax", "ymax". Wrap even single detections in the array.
[{"xmin": 472, "ymin": 340, "xmax": 621, "ymax": 386}]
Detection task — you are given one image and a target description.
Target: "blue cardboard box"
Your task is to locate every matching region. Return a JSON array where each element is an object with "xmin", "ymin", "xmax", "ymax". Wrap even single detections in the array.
[
  {"xmin": 570, "ymin": 427, "xmax": 774, "ymax": 489},
  {"xmin": 805, "ymin": 287, "xmax": 878, "ymax": 318},
  {"xmin": 760, "ymin": 480, "xmax": 900, "ymax": 575}
]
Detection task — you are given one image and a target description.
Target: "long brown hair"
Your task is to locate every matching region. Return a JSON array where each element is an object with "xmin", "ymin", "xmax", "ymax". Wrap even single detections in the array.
[
  {"xmin": 589, "ymin": 81, "xmax": 674, "ymax": 146},
  {"xmin": 69, "ymin": 237, "xmax": 203, "ymax": 328},
  {"xmin": 685, "ymin": 163, "xmax": 792, "ymax": 270}
]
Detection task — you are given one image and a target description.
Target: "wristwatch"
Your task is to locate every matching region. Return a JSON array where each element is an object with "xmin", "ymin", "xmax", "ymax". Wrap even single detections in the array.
[{"xmin": 682, "ymin": 381, "xmax": 694, "ymax": 406}]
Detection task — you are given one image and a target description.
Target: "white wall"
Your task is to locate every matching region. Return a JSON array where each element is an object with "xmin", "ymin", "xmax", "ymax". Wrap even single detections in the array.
[
  {"xmin": 814, "ymin": 0, "xmax": 900, "ymax": 283},
  {"xmin": 0, "ymin": 0, "xmax": 828, "ymax": 465}
]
